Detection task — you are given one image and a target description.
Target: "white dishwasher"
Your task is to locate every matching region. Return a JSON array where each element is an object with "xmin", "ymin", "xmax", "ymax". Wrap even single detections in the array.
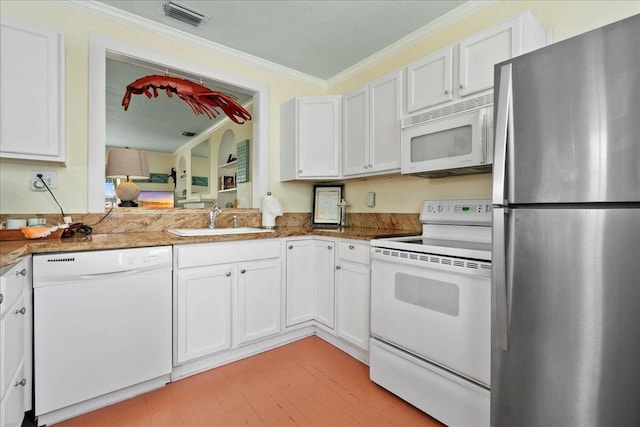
[{"xmin": 32, "ymin": 246, "xmax": 172, "ymax": 423}]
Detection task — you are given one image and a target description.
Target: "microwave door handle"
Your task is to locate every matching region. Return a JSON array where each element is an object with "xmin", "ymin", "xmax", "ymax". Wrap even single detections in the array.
[{"xmin": 493, "ymin": 63, "xmax": 512, "ymax": 206}]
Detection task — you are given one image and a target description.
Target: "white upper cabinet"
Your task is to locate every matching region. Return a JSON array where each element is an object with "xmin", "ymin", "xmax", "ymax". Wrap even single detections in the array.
[
  {"xmin": 280, "ymin": 96, "xmax": 342, "ymax": 181},
  {"xmin": 343, "ymin": 71, "xmax": 402, "ymax": 177},
  {"xmin": 458, "ymin": 11, "xmax": 545, "ymax": 97},
  {"xmin": 405, "ymin": 11, "xmax": 546, "ymax": 115},
  {"xmin": 406, "ymin": 46, "xmax": 454, "ymax": 114},
  {"xmin": 0, "ymin": 17, "xmax": 65, "ymax": 164},
  {"xmin": 342, "ymin": 87, "xmax": 369, "ymax": 176}
]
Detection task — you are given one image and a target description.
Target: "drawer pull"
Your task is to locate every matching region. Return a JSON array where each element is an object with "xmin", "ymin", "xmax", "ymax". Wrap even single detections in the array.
[
  {"xmin": 288, "ymin": 245, "xmax": 293, "ymax": 250},
  {"xmin": 225, "ymin": 272, "xmax": 231, "ymax": 277},
  {"xmin": 15, "ymin": 378, "xmax": 27, "ymax": 387},
  {"xmin": 336, "ymin": 265, "xmax": 341, "ymax": 270},
  {"xmin": 16, "ymin": 268, "xmax": 27, "ymax": 277},
  {"xmin": 328, "ymin": 245, "xmax": 333, "ymax": 250},
  {"xmin": 240, "ymin": 269, "xmax": 246, "ymax": 274},
  {"xmin": 15, "ymin": 307, "xmax": 26, "ymax": 315},
  {"xmin": 349, "ymin": 244, "xmax": 354, "ymax": 250}
]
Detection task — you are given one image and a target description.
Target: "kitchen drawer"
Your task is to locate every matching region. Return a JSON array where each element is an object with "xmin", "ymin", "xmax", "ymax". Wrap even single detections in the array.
[
  {"xmin": 337, "ymin": 241, "xmax": 370, "ymax": 265},
  {"xmin": 1, "ymin": 295, "xmax": 26, "ymax": 399},
  {"xmin": 0, "ymin": 260, "xmax": 27, "ymax": 317},
  {"xmin": 176, "ymin": 240, "xmax": 281, "ymax": 269}
]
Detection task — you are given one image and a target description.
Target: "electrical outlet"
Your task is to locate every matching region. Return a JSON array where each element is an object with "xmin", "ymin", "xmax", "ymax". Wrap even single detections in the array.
[
  {"xmin": 31, "ymin": 170, "xmax": 57, "ymax": 191},
  {"xmin": 366, "ymin": 192, "xmax": 376, "ymax": 208}
]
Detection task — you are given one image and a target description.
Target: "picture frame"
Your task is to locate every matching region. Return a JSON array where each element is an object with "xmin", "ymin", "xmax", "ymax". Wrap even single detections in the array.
[
  {"xmin": 312, "ymin": 184, "xmax": 344, "ymax": 227},
  {"xmin": 133, "ymin": 172, "xmax": 168, "ymax": 183},
  {"xmin": 223, "ymin": 175, "xmax": 235, "ymax": 190},
  {"xmin": 191, "ymin": 176, "xmax": 208, "ymax": 186}
]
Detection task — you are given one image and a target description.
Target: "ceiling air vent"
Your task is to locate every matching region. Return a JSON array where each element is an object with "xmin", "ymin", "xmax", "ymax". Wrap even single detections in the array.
[
  {"xmin": 163, "ymin": 2, "xmax": 210, "ymax": 27},
  {"xmin": 181, "ymin": 131, "xmax": 196, "ymax": 137}
]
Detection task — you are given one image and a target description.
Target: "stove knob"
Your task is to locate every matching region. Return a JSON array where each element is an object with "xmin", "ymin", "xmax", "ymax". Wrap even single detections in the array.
[{"xmin": 437, "ymin": 205, "xmax": 443, "ymax": 212}]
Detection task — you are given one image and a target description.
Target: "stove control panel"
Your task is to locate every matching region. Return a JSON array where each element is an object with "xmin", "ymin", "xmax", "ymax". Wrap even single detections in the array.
[{"xmin": 420, "ymin": 199, "xmax": 492, "ymax": 225}]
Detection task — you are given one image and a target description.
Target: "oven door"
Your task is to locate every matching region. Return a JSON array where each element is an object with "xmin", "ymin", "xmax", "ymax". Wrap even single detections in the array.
[
  {"xmin": 370, "ymin": 248, "xmax": 491, "ymax": 386},
  {"xmin": 401, "ymin": 108, "xmax": 490, "ymax": 175}
]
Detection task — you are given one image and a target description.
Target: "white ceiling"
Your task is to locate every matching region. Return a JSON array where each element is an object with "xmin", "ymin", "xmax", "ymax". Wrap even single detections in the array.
[
  {"xmin": 97, "ymin": 0, "xmax": 469, "ymax": 153},
  {"xmin": 97, "ymin": 0, "xmax": 467, "ymax": 79}
]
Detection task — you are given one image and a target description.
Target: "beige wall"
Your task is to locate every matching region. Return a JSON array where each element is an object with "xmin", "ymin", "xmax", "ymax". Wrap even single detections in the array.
[{"xmin": 1, "ymin": 0, "xmax": 637, "ymax": 215}]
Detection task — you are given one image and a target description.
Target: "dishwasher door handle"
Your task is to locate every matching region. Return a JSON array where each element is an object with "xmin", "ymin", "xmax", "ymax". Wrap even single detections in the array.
[{"xmin": 80, "ymin": 268, "xmax": 141, "ymax": 280}]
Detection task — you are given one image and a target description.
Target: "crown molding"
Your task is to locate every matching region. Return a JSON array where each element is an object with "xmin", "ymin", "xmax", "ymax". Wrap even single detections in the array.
[
  {"xmin": 56, "ymin": 0, "xmax": 328, "ymax": 89},
  {"xmin": 327, "ymin": 0, "xmax": 497, "ymax": 87}
]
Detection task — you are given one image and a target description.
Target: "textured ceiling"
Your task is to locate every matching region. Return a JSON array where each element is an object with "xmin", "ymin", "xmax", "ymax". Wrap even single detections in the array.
[{"xmin": 97, "ymin": 0, "xmax": 467, "ymax": 79}]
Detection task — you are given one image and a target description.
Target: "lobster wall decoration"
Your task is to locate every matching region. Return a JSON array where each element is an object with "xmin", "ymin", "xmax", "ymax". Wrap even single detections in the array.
[{"xmin": 122, "ymin": 75, "xmax": 252, "ymax": 124}]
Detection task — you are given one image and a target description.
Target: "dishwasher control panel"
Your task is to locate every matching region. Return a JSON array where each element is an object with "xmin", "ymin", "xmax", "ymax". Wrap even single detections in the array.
[{"xmin": 33, "ymin": 246, "xmax": 172, "ymax": 284}]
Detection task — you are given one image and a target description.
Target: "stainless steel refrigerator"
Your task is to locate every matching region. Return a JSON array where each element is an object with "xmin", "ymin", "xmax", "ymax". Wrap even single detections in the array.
[{"xmin": 491, "ymin": 14, "xmax": 640, "ymax": 426}]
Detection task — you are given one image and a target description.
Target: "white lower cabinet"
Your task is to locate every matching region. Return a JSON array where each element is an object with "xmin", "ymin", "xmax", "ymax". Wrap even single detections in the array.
[
  {"xmin": 176, "ymin": 265, "xmax": 233, "ymax": 363},
  {"xmin": 285, "ymin": 239, "xmax": 316, "ymax": 326},
  {"xmin": 237, "ymin": 258, "xmax": 281, "ymax": 344},
  {"xmin": 313, "ymin": 239, "xmax": 336, "ymax": 329},
  {"xmin": 174, "ymin": 240, "xmax": 281, "ymax": 365},
  {"xmin": 0, "ymin": 257, "xmax": 31, "ymax": 427},
  {"xmin": 286, "ymin": 238, "xmax": 371, "ymax": 351},
  {"xmin": 336, "ymin": 242, "xmax": 371, "ymax": 351},
  {"xmin": 285, "ymin": 239, "xmax": 335, "ymax": 329}
]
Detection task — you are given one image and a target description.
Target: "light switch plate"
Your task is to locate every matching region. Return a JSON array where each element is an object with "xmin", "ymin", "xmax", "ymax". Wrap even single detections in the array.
[{"xmin": 366, "ymin": 192, "xmax": 375, "ymax": 207}]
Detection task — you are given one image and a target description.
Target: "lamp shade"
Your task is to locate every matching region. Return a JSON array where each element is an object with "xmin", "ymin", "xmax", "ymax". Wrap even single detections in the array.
[{"xmin": 105, "ymin": 148, "xmax": 150, "ymax": 180}]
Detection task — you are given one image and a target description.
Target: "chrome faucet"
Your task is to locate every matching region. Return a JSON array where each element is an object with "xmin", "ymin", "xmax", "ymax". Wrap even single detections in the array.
[{"xmin": 209, "ymin": 204, "xmax": 222, "ymax": 229}]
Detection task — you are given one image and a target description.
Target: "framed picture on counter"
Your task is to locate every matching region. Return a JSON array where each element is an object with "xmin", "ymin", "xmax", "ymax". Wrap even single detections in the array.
[{"xmin": 312, "ymin": 184, "xmax": 343, "ymax": 227}]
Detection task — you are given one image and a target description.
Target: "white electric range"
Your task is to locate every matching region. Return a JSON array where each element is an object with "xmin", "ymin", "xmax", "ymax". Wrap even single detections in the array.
[{"xmin": 369, "ymin": 199, "xmax": 492, "ymax": 427}]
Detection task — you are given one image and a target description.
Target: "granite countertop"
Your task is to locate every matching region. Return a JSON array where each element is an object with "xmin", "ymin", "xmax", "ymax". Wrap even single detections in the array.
[{"xmin": 0, "ymin": 226, "xmax": 416, "ymax": 268}]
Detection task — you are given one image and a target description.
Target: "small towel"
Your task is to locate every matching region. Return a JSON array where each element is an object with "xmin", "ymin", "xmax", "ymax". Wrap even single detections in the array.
[{"xmin": 20, "ymin": 226, "xmax": 59, "ymax": 239}]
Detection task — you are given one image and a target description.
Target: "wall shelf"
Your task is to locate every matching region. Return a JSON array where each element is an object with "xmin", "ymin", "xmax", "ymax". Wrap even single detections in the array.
[{"xmin": 219, "ymin": 160, "xmax": 237, "ymax": 169}]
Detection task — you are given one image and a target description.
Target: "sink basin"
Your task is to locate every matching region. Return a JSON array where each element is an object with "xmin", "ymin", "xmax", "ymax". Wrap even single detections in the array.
[{"xmin": 167, "ymin": 227, "xmax": 274, "ymax": 237}]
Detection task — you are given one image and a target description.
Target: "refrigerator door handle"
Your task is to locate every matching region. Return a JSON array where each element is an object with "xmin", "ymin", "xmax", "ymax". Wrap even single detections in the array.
[
  {"xmin": 492, "ymin": 63, "xmax": 512, "ymax": 206},
  {"xmin": 493, "ymin": 207, "xmax": 509, "ymax": 350}
]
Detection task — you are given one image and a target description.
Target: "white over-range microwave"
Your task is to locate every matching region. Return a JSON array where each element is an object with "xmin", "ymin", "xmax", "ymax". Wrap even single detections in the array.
[{"xmin": 401, "ymin": 95, "xmax": 493, "ymax": 177}]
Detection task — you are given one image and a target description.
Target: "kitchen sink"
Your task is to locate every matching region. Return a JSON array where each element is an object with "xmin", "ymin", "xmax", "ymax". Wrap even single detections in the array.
[{"xmin": 167, "ymin": 227, "xmax": 274, "ymax": 237}]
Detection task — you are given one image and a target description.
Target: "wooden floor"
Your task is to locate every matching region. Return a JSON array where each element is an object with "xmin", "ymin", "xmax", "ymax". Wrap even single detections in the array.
[{"xmin": 54, "ymin": 336, "xmax": 443, "ymax": 427}]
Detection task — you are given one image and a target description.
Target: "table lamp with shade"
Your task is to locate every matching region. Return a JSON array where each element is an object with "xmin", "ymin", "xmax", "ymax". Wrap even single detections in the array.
[{"xmin": 106, "ymin": 147, "xmax": 150, "ymax": 207}]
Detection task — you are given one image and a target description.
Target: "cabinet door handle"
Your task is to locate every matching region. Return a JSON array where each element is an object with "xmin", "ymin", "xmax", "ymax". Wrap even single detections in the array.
[
  {"xmin": 327, "ymin": 245, "xmax": 333, "ymax": 250},
  {"xmin": 335, "ymin": 265, "xmax": 341, "ymax": 270},
  {"xmin": 444, "ymin": 89, "xmax": 449, "ymax": 95},
  {"xmin": 348, "ymin": 244, "xmax": 354, "ymax": 250},
  {"xmin": 459, "ymin": 83, "xmax": 464, "ymax": 89},
  {"xmin": 288, "ymin": 245, "xmax": 293, "ymax": 250},
  {"xmin": 16, "ymin": 268, "xmax": 27, "ymax": 277},
  {"xmin": 15, "ymin": 307, "xmax": 26, "ymax": 315},
  {"xmin": 15, "ymin": 378, "xmax": 27, "ymax": 387},
  {"xmin": 240, "ymin": 269, "xmax": 246, "ymax": 274},
  {"xmin": 225, "ymin": 272, "xmax": 231, "ymax": 277}
]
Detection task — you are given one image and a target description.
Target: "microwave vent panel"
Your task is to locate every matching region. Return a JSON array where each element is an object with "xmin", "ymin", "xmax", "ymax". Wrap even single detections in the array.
[{"xmin": 402, "ymin": 93, "xmax": 493, "ymax": 128}]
